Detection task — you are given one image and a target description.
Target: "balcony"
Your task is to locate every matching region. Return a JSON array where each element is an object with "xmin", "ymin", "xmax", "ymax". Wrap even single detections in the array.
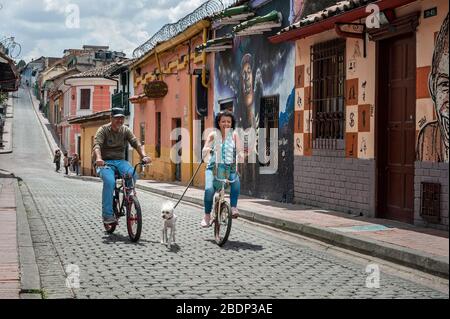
[{"xmin": 111, "ymin": 91, "xmax": 130, "ymax": 115}]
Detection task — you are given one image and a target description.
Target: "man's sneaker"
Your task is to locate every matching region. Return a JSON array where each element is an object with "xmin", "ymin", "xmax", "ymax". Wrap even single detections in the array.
[{"xmin": 103, "ymin": 216, "xmax": 117, "ymax": 224}]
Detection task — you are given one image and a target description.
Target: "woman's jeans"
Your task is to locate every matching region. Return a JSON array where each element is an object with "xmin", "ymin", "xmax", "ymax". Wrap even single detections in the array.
[
  {"xmin": 204, "ymin": 168, "xmax": 240, "ymax": 214},
  {"xmin": 96, "ymin": 160, "xmax": 138, "ymax": 218}
]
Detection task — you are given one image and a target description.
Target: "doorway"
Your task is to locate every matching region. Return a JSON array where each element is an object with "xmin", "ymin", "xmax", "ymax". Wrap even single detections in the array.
[
  {"xmin": 173, "ymin": 118, "xmax": 182, "ymax": 182},
  {"xmin": 377, "ymin": 32, "xmax": 416, "ymax": 224}
]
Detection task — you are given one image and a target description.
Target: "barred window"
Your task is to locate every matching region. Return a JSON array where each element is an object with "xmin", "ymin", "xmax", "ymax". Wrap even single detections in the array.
[
  {"xmin": 310, "ymin": 38, "xmax": 346, "ymax": 149},
  {"xmin": 259, "ymin": 95, "xmax": 279, "ymax": 167}
]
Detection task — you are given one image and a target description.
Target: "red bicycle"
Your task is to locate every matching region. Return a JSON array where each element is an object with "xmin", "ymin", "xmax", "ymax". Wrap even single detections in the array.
[{"xmin": 103, "ymin": 162, "xmax": 145, "ymax": 242}]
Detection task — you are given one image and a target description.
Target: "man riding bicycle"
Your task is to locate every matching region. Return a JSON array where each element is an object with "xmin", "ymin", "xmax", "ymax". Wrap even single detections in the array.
[{"xmin": 93, "ymin": 107, "xmax": 151, "ymax": 224}]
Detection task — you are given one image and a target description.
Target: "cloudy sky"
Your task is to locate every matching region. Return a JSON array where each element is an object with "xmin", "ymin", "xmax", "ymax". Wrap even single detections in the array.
[{"xmin": 0, "ymin": 0, "xmax": 234, "ymax": 62}]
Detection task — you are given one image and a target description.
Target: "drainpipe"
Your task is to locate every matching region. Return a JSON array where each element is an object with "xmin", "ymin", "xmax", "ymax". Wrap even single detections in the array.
[
  {"xmin": 155, "ymin": 51, "xmax": 162, "ymax": 80},
  {"xmin": 201, "ymin": 27, "xmax": 209, "ymax": 88},
  {"xmin": 188, "ymin": 39, "xmax": 194, "ymax": 179}
]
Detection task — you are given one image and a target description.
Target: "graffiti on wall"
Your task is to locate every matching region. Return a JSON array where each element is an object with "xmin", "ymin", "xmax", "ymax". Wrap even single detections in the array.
[
  {"xmin": 214, "ymin": 0, "xmax": 295, "ymax": 201},
  {"xmin": 290, "ymin": 0, "xmax": 304, "ymax": 23},
  {"xmin": 417, "ymin": 13, "xmax": 449, "ymax": 162}
]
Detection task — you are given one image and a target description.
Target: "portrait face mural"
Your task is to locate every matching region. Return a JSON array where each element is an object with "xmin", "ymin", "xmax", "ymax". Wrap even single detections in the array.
[
  {"xmin": 417, "ymin": 13, "xmax": 449, "ymax": 162},
  {"xmin": 241, "ymin": 54, "xmax": 254, "ymax": 107},
  {"xmin": 431, "ymin": 14, "xmax": 449, "ymax": 150},
  {"xmin": 213, "ymin": 0, "xmax": 296, "ymax": 201}
]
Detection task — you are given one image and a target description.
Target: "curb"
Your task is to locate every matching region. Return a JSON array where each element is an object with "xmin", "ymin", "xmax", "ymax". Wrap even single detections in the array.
[
  {"xmin": 65, "ymin": 175, "xmax": 449, "ymax": 278},
  {"xmin": 13, "ymin": 177, "xmax": 42, "ymax": 299}
]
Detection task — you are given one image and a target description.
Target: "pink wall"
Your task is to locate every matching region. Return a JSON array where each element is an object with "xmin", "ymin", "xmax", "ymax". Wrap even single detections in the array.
[
  {"xmin": 93, "ymin": 85, "xmax": 112, "ymax": 113},
  {"xmin": 133, "ymin": 34, "xmax": 214, "ymax": 150}
]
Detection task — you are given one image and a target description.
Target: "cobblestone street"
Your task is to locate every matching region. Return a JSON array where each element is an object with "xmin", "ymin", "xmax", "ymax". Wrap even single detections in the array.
[{"xmin": 0, "ymin": 88, "xmax": 447, "ymax": 299}]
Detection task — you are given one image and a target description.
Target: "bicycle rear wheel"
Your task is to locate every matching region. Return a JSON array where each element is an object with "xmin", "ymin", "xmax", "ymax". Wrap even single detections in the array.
[
  {"xmin": 214, "ymin": 201, "xmax": 232, "ymax": 246},
  {"xmin": 126, "ymin": 197, "xmax": 142, "ymax": 242}
]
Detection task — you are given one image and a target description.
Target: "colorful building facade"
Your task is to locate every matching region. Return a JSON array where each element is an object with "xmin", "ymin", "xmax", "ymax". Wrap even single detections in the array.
[
  {"xmin": 130, "ymin": 20, "xmax": 215, "ymax": 187},
  {"xmin": 212, "ymin": 0, "xmax": 297, "ymax": 202},
  {"xmin": 271, "ymin": 0, "xmax": 448, "ymax": 229}
]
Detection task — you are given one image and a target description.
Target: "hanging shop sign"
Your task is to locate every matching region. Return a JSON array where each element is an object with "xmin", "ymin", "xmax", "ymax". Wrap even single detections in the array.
[{"xmin": 144, "ymin": 80, "xmax": 168, "ymax": 99}]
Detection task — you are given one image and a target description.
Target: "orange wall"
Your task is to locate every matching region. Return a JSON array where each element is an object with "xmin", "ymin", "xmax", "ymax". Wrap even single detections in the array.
[{"xmin": 133, "ymin": 33, "xmax": 214, "ymax": 185}]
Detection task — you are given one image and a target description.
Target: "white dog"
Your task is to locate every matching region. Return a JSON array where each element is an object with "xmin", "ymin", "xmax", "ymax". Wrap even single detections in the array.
[{"xmin": 160, "ymin": 201, "xmax": 177, "ymax": 248}]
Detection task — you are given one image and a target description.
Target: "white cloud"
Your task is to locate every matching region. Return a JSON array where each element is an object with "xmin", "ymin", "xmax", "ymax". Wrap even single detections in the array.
[{"xmin": 1, "ymin": 0, "xmax": 228, "ymax": 62}]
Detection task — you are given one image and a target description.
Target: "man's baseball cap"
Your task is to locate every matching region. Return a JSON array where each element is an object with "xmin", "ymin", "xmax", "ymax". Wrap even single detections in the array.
[{"xmin": 111, "ymin": 108, "xmax": 125, "ymax": 117}]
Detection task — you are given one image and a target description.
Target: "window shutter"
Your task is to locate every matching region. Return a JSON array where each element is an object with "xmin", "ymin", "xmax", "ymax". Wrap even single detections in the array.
[{"xmin": 80, "ymin": 89, "xmax": 91, "ymax": 109}]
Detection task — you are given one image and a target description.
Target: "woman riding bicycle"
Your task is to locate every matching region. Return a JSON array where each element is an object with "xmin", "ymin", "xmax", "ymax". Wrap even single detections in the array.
[{"xmin": 201, "ymin": 110, "xmax": 243, "ymax": 228}]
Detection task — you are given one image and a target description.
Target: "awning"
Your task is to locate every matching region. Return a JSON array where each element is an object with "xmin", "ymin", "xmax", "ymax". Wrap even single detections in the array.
[
  {"xmin": 269, "ymin": 0, "xmax": 416, "ymax": 43},
  {"xmin": 195, "ymin": 35, "xmax": 233, "ymax": 53},
  {"xmin": 212, "ymin": 4, "xmax": 255, "ymax": 28},
  {"xmin": 0, "ymin": 52, "xmax": 19, "ymax": 92},
  {"xmin": 129, "ymin": 94, "xmax": 148, "ymax": 104},
  {"xmin": 233, "ymin": 10, "xmax": 282, "ymax": 36}
]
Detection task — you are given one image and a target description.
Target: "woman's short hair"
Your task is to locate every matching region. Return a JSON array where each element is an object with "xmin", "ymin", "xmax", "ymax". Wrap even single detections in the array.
[{"xmin": 215, "ymin": 110, "xmax": 236, "ymax": 129}]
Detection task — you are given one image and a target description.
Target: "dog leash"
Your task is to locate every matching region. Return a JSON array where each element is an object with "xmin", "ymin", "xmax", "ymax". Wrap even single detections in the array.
[
  {"xmin": 173, "ymin": 132, "xmax": 239, "ymax": 210},
  {"xmin": 173, "ymin": 154, "xmax": 206, "ymax": 209}
]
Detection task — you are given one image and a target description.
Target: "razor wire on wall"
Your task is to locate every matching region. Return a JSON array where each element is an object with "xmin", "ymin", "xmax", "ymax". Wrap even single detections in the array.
[
  {"xmin": 0, "ymin": 37, "xmax": 22, "ymax": 59},
  {"xmin": 133, "ymin": 0, "xmax": 240, "ymax": 58}
]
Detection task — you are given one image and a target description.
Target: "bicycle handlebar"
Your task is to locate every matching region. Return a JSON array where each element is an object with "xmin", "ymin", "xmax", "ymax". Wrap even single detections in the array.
[
  {"xmin": 98, "ymin": 162, "xmax": 149, "ymax": 177},
  {"xmin": 214, "ymin": 176, "xmax": 238, "ymax": 184}
]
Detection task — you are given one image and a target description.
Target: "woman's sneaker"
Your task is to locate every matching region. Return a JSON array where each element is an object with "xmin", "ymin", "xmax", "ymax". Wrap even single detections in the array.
[
  {"xmin": 231, "ymin": 208, "xmax": 239, "ymax": 219},
  {"xmin": 201, "ymin": 215, "xmax": 211, "ymax": 228}
]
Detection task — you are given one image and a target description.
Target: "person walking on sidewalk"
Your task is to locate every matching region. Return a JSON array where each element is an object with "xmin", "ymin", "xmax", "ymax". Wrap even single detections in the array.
[
  {"xmin": 93, "ymin": 108, "xmax": 151, "ymax": 225},
  {"xmin": 63, "ymin": 151, "xmax": 70, "ymax": 175},
  {"xmin": 200, "ymin": 110, "xmax": 243, "ymax": 228},
  {"xmin": 53, "ymin": 149, "xmax": 61, "ymax": 172},
  {"xmin": 71, "ymin": 153, "xmax": 80, "ymax": 176}
]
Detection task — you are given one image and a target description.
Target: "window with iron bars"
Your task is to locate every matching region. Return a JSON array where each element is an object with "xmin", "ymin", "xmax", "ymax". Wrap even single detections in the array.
[
  {"xmin": 310, "ymin": 38, "xmax": 346, "ymax": 149},
  {"xmin": 259, "ymin": 95, "xmax": 279, "ymax": 167}
]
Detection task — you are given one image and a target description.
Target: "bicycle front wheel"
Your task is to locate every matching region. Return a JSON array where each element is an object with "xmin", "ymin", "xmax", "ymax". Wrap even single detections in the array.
[
  {"xmin": 214, "ymin": 201, "xmax": 232, "ymax": 246},
  {"xmin": 126, "ymin": 197, "xmax": 142, "ymax": 242}
]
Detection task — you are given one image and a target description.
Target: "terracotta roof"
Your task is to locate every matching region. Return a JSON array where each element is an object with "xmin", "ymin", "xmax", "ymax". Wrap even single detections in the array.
[
  {"xmin": 129, "ymin": 93, "xmax": 148, "ymax": 104},
  {"xmin": 65, "ymin": 62, "xmax": 122, "ymax": 80},
  {"xmin": 109, "ymin": 58, "xmax": 137, "ymax": 75},
  {"xmin": 67, "ymin": 110, "xmax": 111, "ymax": 124},
  {"xmin": 278, "ymin": 0, "xmax": 377, "ymax": 34}
]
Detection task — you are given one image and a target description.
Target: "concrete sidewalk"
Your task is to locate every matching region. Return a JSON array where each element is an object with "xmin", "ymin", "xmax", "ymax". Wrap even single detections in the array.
[
  {"xmin": 0, "ymin": 173, "xmax": 41, "ymax": 299},
  {"xmin": 67, "ymin": 174, "xmax": 449, "ymax": 279}
]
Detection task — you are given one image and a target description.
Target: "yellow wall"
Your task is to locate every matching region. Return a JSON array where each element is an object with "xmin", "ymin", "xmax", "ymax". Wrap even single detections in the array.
[{"xmin": 80, "ymin": 121, "xmax": 109, "ymax": 176}]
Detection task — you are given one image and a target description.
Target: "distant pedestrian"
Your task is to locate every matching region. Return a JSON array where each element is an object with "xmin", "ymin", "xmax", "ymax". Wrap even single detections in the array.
[
  {"xmin": 63, "ymin": 151, "xmax": 70, "ymax": 175},
  {"xmin": 53, "ymin": 149, "xmax": 61, "ymax": 172},
  {"xmin": 71, "ymin": 153, "xmax": 80, "ymax": 176}
]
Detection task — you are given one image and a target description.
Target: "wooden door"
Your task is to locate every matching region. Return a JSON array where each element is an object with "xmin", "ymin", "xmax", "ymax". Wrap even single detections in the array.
[{"xmin": 379, "ymin": 33, "xmax": 416, "ymax": 223}]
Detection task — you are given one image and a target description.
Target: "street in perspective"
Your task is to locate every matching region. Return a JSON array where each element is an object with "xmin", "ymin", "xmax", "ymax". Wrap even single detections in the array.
[{"xmin": 0, "ymin": 0, "xmax": 449, "ymax": 303}]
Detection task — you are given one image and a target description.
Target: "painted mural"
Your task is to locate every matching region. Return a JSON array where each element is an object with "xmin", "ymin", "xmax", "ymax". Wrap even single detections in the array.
[
  {"xmin": 417, "ymin": 13, "xmax": 449, "ymax": 163},
  {"xmin": 214, "ymin": 0, "xmax": 296, "ymax": 201}
]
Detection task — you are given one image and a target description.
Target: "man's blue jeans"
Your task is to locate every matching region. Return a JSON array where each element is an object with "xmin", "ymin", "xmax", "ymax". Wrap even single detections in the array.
[
  {"xmin": 96, "ymin": 160, "xmax": 137, "ymax": 218},
  {"xmin": 204, "ymin": 168, "xmax": 240, "ymax": 214}
]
